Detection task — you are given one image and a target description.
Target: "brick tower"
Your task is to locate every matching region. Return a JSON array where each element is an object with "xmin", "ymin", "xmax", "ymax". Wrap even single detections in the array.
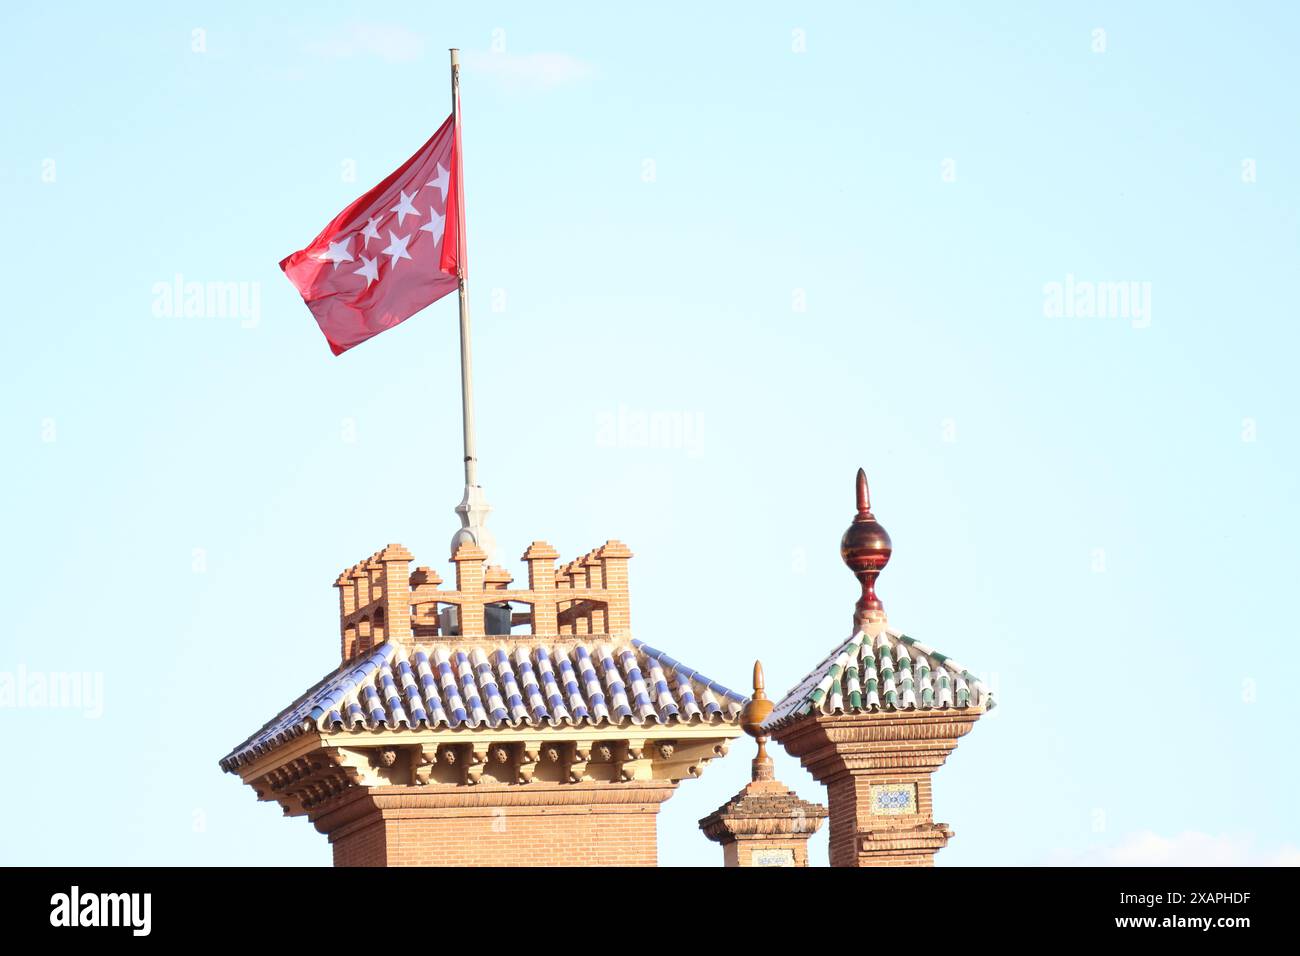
[
  {"xmin": 765, "ymin": 470, "xmax": 994, "ymax": 866},
  {"xmin": 221, "ymin": 538, "xmax": 745, "ymax": 866}
]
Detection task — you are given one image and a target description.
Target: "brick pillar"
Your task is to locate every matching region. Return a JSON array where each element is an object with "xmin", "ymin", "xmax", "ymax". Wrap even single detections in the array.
[
  {"xmin": 569, "ymin": 559, "xmax": 591, "ymax": 634},
  {"xmin": 335, "ymin": 568, "xmax": 358, "ymax": 660},
  {"xmin": 583, "ymin": 551, "xmax": 608, "ymax": 634},
  {"xmin": 451, "ymin": 542, "xmax": 487, "ymax": 637},
  {"xmin": 484, "ymin": 565, "xmax": 512, "ymax": 590},
  {"xmin": 408, "ymin": 566, "xmax": 442, "ymax": 639},
  {"xmin": 771, "ymin": 711, "xmax": 980, "ymax": 867},
  {"xmin": 556, "ymin": 561, "xmax": 574, "ymax": 635},
  {"xmin": 315, "ymin": 783, "xmax": 673, "ymax": 867},
  {"xmin": 378, "ymin": 544, "xmax": 413, "ymax": 646},
  {"xmin": 352, "ymin": 563, "xmax": 370, "ymax": 618},
  {"xmin": 599, "ymin": 541, "xmax": 633, "ymax": 638},
  {"xmin": 370, "ymin": 562, "xmax": 386, "ymax": 645},
  {"xmin": 523, "ymin": 541, "xmax": 559, "ymax": 635}
]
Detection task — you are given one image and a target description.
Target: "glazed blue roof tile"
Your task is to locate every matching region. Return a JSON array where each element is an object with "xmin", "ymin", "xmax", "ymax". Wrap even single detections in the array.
[{"xmin": 221, "ymin": 638, "xmax": 747, "ymax": 771}]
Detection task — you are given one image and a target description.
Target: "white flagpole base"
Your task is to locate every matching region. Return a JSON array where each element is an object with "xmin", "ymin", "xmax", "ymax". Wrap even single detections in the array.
[{"xmin": 451, "ymin": 483, "xmax": 495, "ymax": 564}]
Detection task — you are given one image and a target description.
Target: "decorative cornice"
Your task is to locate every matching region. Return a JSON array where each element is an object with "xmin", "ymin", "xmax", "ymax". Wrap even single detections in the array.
[
  {"xmin": 699, "ymin": 779, "xmax": 827, "ymax": 844},
  {"xmin": 858, "ymin": 822, "xmax": 954, "ymax": 854},
  {"xmin": 243, "ymin": 731, "xmax": 734, "ymax": 819},
  {"xmin": 771, "ymin": 710, "xmax": 981, "ymax": 785}
]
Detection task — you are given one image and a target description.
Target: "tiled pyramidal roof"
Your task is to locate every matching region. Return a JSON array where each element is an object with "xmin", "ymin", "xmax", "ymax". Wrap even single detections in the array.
[
  {"xmin": 221, "ymin": 639, "xmax": 747, "ymax": 771},
  {"xmin": 764, "ymin": 628, "xmax": 994, "ymax": 729}
]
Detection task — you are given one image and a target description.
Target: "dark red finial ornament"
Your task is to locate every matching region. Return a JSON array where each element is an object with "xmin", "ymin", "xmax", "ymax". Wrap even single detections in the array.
[{"xmin": 841, "ymin": 468, "xmax": 892, "ymax": 625}]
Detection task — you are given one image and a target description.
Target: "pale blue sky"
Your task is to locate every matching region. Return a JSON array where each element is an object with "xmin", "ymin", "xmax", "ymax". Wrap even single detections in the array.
[{"xmin": 2, "ymin": 2, "xmax": 1297, "ymax": 866}]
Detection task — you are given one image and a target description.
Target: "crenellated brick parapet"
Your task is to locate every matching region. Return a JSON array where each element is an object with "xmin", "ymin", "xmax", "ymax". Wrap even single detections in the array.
[
  {"xmin": 334, "ymin": 539, "xmax": 635, "ymax": 660},
  {"xmin": 334, "ymin": 544, "xmax": 414, "ymax": 660}
]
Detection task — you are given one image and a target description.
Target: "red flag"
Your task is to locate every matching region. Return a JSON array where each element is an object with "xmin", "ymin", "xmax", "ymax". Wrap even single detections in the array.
[{"xmin": 280, "ymin": 113, "xmax": 465, "ymax": 355}]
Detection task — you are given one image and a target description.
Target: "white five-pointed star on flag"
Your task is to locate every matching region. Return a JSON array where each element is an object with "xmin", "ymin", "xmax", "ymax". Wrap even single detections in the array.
[
  {"xmin": 426, "ymin": 163, "xmax": 450, "ymax": 202},
  {"xmin": 353, "ymin": 255, "xmax": 379, "ymax": 287},
  {"xmin": 381, "ymin": 231, "xmax": 412, "ymax": 267},
  {"xmin": 420, "ymin": 207, "xmax": 446, "ymax": 243},
  {"xmin": 317, "ymin": 236, "xmax": 353, "ymax": 269},
  {"xmin": 360, "ymin": 217, "xmax": 382, "ymax": 248},
  {"xmin": 390, "ymin": 190, "xmax": 420, "ymax": 226}
]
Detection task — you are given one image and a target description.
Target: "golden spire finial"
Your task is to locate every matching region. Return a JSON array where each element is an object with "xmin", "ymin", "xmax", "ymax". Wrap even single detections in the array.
[{"xmin": 740, "ymin": 660, "xmax": 775, "ymax": 781}]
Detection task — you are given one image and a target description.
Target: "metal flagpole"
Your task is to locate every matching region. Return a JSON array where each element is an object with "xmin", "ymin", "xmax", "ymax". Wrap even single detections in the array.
[
  {"xmin": 448, "ymin": 47, "xmax": 494, "ymax": 563},
  {"xmin": 450, "ymin": 48, "xmax": 477, "ymax": 490}
]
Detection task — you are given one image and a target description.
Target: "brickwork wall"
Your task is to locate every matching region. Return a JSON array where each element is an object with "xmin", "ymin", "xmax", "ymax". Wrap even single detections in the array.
[
  {"xmin": 330, "ymin": 804, "xmax": 659, "ymax": 867},
  {"xmin": 826, "ymin": 776, "xmax": 862, "ymax": 868},
  {"xmin": 827, "ymin": 774, "xmax": 933, "ymax": 866},
  {"xmin": 333, "ymin": 819, "xmax": 388, "ymax": 867}
]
